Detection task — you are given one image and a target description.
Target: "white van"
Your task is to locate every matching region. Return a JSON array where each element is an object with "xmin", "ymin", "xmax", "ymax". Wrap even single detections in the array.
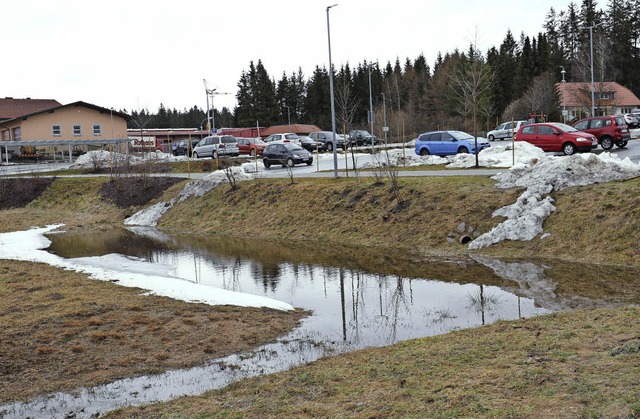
[{"xmin": 487, "ymin": 120, "xmax": 529, "ymax": 141}]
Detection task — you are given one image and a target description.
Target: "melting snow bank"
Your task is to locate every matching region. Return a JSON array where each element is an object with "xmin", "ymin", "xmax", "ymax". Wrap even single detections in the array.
[
  {"xmin": 125, "ymin": 166, "xmax": 255, "ymax": 227},
  {"xmin": 70, "ymin": 150, "xmax": 186, "ymax": 169},
  {"xmin": 469, "ymin": 151, "xmax": 640, "ymax": 249},
  {"xmin": 0, "ymin": 225, "xmax": 293, "ymax": 311}
]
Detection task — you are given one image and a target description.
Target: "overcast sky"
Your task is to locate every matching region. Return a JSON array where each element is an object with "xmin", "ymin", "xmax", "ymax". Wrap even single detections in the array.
[{"xmin": 3, "ymin": 0, "xmax": 581, "ymax": 114}]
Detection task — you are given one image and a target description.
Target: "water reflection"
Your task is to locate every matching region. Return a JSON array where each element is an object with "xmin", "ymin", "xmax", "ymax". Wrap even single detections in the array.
[{"xmin": 3, "ymin": 227, "xmax": 639, "ymax": 418}]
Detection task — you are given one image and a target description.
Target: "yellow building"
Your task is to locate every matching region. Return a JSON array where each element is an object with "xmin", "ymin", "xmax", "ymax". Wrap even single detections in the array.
[{"xmin": 0, "ymin": 98, "xmax": 129, "ymax": 161}]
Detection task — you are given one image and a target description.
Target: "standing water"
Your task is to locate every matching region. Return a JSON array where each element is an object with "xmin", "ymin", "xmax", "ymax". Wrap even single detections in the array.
[{"xmin": 3, "ymin": 226, "xmax": 637, "ymax": 418}]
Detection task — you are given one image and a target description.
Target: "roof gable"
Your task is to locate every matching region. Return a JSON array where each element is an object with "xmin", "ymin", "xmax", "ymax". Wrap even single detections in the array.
[
  {"xmin": 0, "ymin": 98, "xmax": 62, "ymax": 120},
  {"xmin": 556, "ymin": 82, "xmax": 640, "ymax": 107},
  {"xmin": 0, "ymin": 100, "xmax": 129, "ymax": 124},
  {"xmin": 261, "ymin": 124, "xmax": 322, "ymax": 136}
]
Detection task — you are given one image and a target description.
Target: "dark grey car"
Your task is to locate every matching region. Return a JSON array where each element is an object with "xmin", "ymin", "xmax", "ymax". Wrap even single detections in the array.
[
  {"xmin": 262, "ymin": 143, "xmax": 313, "ymax": 168},
  {"xmin": 308, "ymin": 131, "xmax": 349, "ymax": 151}
]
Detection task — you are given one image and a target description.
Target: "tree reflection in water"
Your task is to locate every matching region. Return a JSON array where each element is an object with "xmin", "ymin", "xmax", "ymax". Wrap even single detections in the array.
[{"xmin": 466, "ymin": 284, "xmax": 504, "ymax": 325}]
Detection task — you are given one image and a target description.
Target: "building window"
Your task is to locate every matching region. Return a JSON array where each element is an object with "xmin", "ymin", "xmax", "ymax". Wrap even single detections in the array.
[
  {"xmin": 93, "ymin": 124, "xmax": 102, "ymax": 135},
  {"xmin": 12, "ymin": 127, "xmax": 21, "ymax": 141},
  {"xmin": 53, "ymin": 125, "xmax": 61, "ymax": 136},
  {"xmin": 598, "ymin": 92, "xmax": 613, "ymax": 100},
  {"xmin": 73, "ymin": 125, "xmax": 81, "ymax": 136}
]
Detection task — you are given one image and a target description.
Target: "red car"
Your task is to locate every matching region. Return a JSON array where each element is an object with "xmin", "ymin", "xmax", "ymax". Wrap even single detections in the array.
[
  {"xmin": 572, "ymin": 115, "xmax": 630, "ymax": 150},
  {"xmin": 514, "ymin": 122, "xmax": 598, "ymax": 155},
  {"xmin": 236, "ymin": 137, "xmax": 267, "ymax": 157}
]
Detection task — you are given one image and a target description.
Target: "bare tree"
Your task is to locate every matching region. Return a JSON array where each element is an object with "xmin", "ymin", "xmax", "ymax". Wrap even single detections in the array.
[
  {"xmin": 522, "ymin": 72, "xmax": 559, "ymax": 118},
  {"xmin": 334, "ymin": 73, "xmax": 361, "ymax": 176},
  {"xmin": 450, "ymin": 39, "xmax": 493, "ymax": 167}
]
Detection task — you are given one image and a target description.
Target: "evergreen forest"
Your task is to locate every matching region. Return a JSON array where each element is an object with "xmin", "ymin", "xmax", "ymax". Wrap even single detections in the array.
[{"xmin": 125, "ymin": 0, "xmax": 640, "ymax": 140}]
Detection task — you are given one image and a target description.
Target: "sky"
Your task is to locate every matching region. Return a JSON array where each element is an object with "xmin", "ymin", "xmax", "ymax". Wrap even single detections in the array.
[{"xmin": 2, "ymin": 0, "xmax": 580, "ymax": 114}]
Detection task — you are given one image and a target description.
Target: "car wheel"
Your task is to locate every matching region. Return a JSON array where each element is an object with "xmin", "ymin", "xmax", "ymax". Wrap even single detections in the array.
[
  {"xmin": 193, "ymin": 152, "xmax": 199, "ymax": 159},
  {"xmin": 263, "ymin": 159, "xmax": 270, "ymax": 168},
  {"xmin": 419, "ymin": 148, "xmax": 430, "ymax": 156},
  {"xmin": 616, "ymin": 140, "xmax": 628, "ymax": 148},
  {"xmin": 250, "ymin": 149, "xmax": 256, "ymax": 157},
  {"xmin": 306, "ymin": 161, "xmax": 312, "ymax": 166},
  {"xmin": 600, "ymin": 136, "xmax": 614, "ymax": 150},
  {"xmin": 488, "ymin": 135, "xmax": 495, "ymax": 141},
  {"xmin": 562, "ymin": 143, "xmax": 576, "ymax": 155},
  {"xmin": 286, "ymin": 157, "xmax": 294, "ymax": 167},
  {"xmin": 212, "ymin": 151, "xmax": 218, "ymax": 159},
  {"xmin": 327, "ymin": 142, "xmax": 334, "ymax": 152},
  {"xmin": 458, "ymin": 147, "xmax": 469, "ymax": 154}
]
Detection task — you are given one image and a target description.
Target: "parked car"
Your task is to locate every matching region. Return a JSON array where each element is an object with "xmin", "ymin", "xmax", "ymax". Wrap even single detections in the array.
[
  {"xmin": 486, "ymin": 120, "xmax": 529, "ymax": 141},
  {"xmin": 172, "ymin": 138, "xmax": 200, "ymax": 156},
  {"xmin": 514, "ymin": 122, "xmax": 598, "ymax": 155},
  {"xmin": 262, "ymin": 143, "xmax": 313, "ymax": 168},
  {"xmin": 414, "ymin": 130, "xmax": 490, "ymax": 156},
  {"xmin": 192, "ymin": 135, "xmax": 240, "ymax": 159},
  {"xmin": 237, "ymin": 137, "xmax": 267, "ymax": 156},
  {"xmin": 263, "ymin": 133, "xmax": 302, "ymax": 146},
  {"xmin": 308, "ymin": 131, "xmax": 350, "ymax": 151},
  {"xmin": 572, "ymin": 115, "xmax": 630, "ymax": 150},
  {"xmin": 616, "ymin": 113, "xmax": 639, "ymax": 129},
  {"xmin": 298, "ymin": 135, "xmax": 321, "ymax": 152},
  {"xmin": 348, "ymin": 129, "xmax": 380, "ymax": 146}
]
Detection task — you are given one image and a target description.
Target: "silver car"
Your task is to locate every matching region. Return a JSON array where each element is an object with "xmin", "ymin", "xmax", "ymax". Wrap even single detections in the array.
[
  {"xmin": 487, "ymin": 120, "xmax": 529, "ymax": 141},
  {"xmin": 192, "ymin": 135, "xmax": 240, "ymax": 159}
]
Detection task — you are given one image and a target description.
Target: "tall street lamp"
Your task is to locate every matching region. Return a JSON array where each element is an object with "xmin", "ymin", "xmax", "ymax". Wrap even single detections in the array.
[
  {"xmin": 285, "ymin": 105, "xmax": 291, "ymax": 128},
  {"xmin": 381, "ymin": 92, "xmax": 387, "ymax": 144},
  {"xmin": 368, "ymin": 64, "xmax": 375, "ymax": 156},
  {"xmin": 203, "ymin": 79, "xmax": 213, "ymax": 134},
  {"xmin": 588, "ymin": 22, "xmax": 603, "ymax": 117},
  {"xmin": 560, "ymin": 66, "xmax": 566, "ymax": 123},
  {"xmin": 326, "ymin": 3, "xmax": 338, "ymax": 178}
]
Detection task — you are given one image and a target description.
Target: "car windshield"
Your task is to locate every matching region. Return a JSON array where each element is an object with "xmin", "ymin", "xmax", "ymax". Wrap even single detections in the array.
[
  {"xmin": 284, "ymin": 134, "xmax": 299, "ymax": 140},
  {"xmin": 251, "ymin": 138, "xmax": 265, "ymax": 144},
  {"xmin": 284, "ymin": 143, "xmax": 304, "ymax": 151},
  {"xmin": 552, "ymin": 123, "xmax": 577, "ymax": 132},
  {"xmin": 614, "ymin": 117, "xmax": 626, "ymax": 126},
  {"xmin": 449, "ymin": 131, "xmax": 474, "ymax": 141}
]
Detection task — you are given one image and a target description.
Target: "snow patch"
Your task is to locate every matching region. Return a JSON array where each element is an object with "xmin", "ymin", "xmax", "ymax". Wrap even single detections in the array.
[
  {"xmin": 125, "ymin": 166, "xmax": 255, "ymax": 227},
  {"xmin": 469, "ymin": 146, "xmax": 640, "ymax": 249}
]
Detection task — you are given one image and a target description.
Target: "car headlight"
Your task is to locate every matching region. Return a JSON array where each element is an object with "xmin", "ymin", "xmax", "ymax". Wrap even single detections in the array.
[{"xmin": 577, "ymin": 138, "xmax": 590, "ymax": 142}]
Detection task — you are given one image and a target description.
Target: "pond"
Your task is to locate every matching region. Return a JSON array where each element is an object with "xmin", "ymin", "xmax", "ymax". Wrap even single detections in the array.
[{"xmin": 3, "ymin": 227, "xmax": 639, "ymax": 418}]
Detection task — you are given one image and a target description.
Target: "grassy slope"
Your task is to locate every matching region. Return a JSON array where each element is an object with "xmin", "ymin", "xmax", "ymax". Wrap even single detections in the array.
[
  {"xmin": 108, "ymin": 306, "xmax": 640, "ymax": 418},
  {"xmin": 157, "ymin": 175, "xmax": 640, "ymax": 267}
]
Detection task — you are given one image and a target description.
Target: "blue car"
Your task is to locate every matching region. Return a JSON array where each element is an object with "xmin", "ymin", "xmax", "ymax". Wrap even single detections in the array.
[{"xmin": 414, "ymin": 130, "xmax": 490, "ymax": 156}]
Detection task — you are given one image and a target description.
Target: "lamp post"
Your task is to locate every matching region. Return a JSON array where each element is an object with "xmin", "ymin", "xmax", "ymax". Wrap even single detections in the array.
[
  {"xmin": 203, "ymin": 79, "xmax": 231, "ymax": 135},
  {"xmin": 560, "ymin": 66, "xmax": 566, "ymax": 123},
  {"xmin": 588, "ymin": 22, "xmax": 603, "ymax": 117},
  {"xmin": 326, "ymin": 3, "xmax": 338, "ymax": 178},
  {"xmin": 381, "ymin": 92, "xmax": 387, "ymax": 144},
  {"xmin": 368, "ymin": 64, "xmax": 374, "ymax": 156},
  {"xmin": 285, "ymin": 105, "xmax": 291, "ymax": 128}
]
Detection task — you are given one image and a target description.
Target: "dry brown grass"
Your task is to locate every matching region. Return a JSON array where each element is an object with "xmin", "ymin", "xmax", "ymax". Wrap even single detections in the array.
[
  {"xmin": 158, "ymin": 176, "xmax": 522, "ymax": 257},
  {"xmin": 108, "ymin": 306, "xmax": 640, "ymax": 418},
  {"xmin": 0, "ymin": 260, "xmax": 307, "ymax": 404}
]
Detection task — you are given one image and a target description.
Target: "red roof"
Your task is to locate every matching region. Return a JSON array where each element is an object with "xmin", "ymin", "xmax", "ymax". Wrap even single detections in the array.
[
  {"xmin": 556, "ymin": 82, "xmax": 640, "ymax": 108},
  {"xmin": 261, "ymin": 124, "xmax": 322, "ymax": 137},
  {"xmin": 0, "ymin": 98, "xmax": 62, "ymax": 120}
]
